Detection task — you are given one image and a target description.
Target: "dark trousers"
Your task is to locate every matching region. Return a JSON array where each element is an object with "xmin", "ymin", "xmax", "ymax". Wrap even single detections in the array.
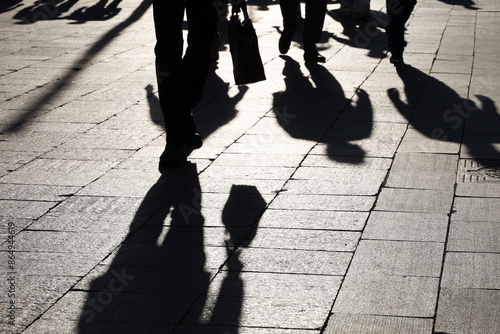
[
  {"xmin": 152, "ymin": 0, "xmax": 217, "ymax": 141},
  {"xmin": 386, "ymin": 0, "xmax": 416, "ymax": 51},
  {"xmin": 279, "ymin": 0, "xmax": 327, "ymax": 52}
]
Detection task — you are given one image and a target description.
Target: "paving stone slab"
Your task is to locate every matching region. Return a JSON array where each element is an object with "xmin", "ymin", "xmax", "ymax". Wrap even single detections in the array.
[
  {"xmin": 324, "ymin": 313, "xmax": 433, "ymax": 334},
  {"xmin": 40, "ymin": 290, "xmax": 193, "ymax": 325},
  {"xmin": 77, "ymin": 169, "xmax": 165, "ymax": 198},
  {"xmin": 175, "ymin": 325, "xmax": 318, "ymax": 334},
  {"xmin": 101, "ymin": 244, "xmax": 228, "ymax": 271},
  {"xmin": 185, "ymin": 292, "xmax": 333, "ymax": 329},
  {"xmin": 209, "ymin": 271, "xmax": 343, "ymax": 302},
  {"xmin": 0, "ymin": 251, "xmax": 100, "ymax": 276},
  {"xmin": 200, "ymin": 166, "xmax": 296, "ymax": 181},
  {"xmin": 47, "ymin": 195, "xmax": 154, "ymax": 217},
  {"xmin": 12, "ymin": 230, "xmax": 121, "ymax": 255},
  {"xmin": 432, "ymin": 55, "xmax": 474, "ymax": 74},
  {"xmin": 0, "ymin": 302, "xmax": 51, "ymax": 333},
  {"xmin": 363, "ymin": 211, "xmax": 449, "ymax": 242},
  {"xmin": 385, "ymin": 152, "xmax": 457, "ymax": 190},
  {"xmin": 197, "ymin": 177, "xmax": 285, "ymax": 195},
  {"xmin": 332, "ymin": 274, "xmax": 440, "ymax": 317},
  {"xmin": 451, "ymin": 197, "xmax": 500, "ymax": 222},
  {"xmin": 226, "ymin": 247, "xmax": 352, "ymax": 276},
  {"xmin": 283, "ymin": 178, "xmax": 383, "ymax": 196},
  {"xmin": 447, "ymin": 220, "xmax": 500, "ymax": 253},
  {"xmin": 258, "ymin": 209, "xmax": 368, "ymax": 231},
  {"xmin": 0, "ymin": 199, "xmax": 57, "ymax": 220},
  {"xmin": 22, "ymin": 318, "xmax": 175, "ymax": 334},
  {"xmin": 41, "ymin": 147, "xmax": 134, "ymax": 163},
  {"xmin": 441, "ymin": 252, "xmax": 500, "ymax": 289},
  {"xmin": 32, "ymin": 100, "xmax": 130, "ymax": 124},
  {"xmin": 0, "ymin": 184, "xmax": 79, "ymax": 201},
  {"xmin": 224, "ymin": 136, "xmax": 316, "ymax": 155},
  {"xmin": 301, "ymin": 155, "xmax": 392, "ymax": 169},
  {"xmin": 346, "ymin": 239, "xmax": 444, "ymax": 277},
  {"xmin": 249, "ymin": 228, "xmax": 360, "ymax": 252},
  {"xmin": 210, "ymin": 153, "xmax": 306, "ymax": 167},
  {"xmin": 28, "ymin": 213, "xmax": 139, "ymax": 233},
  {"xmin": 269, "ymin": 194, "xmax": 375, "ymax": 211},
  {"xmin": 374, "ymin": 188, "xmax": 454, "ymax": 213},
  {"xmin": 0, "ymin": 158, "xmax": 115, "ymax": 187},
  {"xmin": 435, "ymin": 288, "xmax": 500, "ymax": 334}
]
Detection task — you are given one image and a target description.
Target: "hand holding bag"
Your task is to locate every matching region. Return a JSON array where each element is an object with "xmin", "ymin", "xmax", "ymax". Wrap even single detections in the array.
[{"xmin": 228, "ymin": 0, "xmax": 266, "ymax": 85}]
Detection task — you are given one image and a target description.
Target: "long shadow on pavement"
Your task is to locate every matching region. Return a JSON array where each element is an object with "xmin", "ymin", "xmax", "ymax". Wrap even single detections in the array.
[
  {"xmin": 389, "ymin": 64, "xmax": 500, "ymax": 166},
  {"xmin": 77, "ymin": 165, "xmax": 266, "ymax": 333},
  {"xmin": 327, "ymin": 8, "xmax": 388, "ymax": 59},
  {"xmin": 5, "ymin": 0, "xmax": 151, "ymax": 133},
  {"xmin": 273, "ymin": 55, "xmax": 373, "ymax": 164}
]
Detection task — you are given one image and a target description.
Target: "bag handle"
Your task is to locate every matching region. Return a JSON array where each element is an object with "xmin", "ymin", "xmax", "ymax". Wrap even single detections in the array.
[{"xmin": 230, "ymin": 0, "xmax": 249, "ymax": 20}]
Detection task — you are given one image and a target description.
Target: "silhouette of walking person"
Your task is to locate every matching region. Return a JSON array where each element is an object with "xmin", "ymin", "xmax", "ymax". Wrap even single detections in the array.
[
  {"xmin": 278, "ymin": 0, "xmax": 328, "ymax": 62},
  {"xmin": 153, "ymin": 0, "xmax": 218, "ymax": 169},
  {"xmin": 389, "ymin": 64, "xmax": 500, "ymax": 164},
  {"xmin": 386, "ymin": 0, "xmax": 416, "ymax": 64}
]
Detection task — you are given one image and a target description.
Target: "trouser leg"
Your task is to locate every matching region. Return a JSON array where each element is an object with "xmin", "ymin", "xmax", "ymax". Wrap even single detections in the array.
[
  {"xmin": 386, "ymin": 0, "xmax": 416, "ymax": 51},
  {"xmin": 279, "ymin": 0, "xmax": 300, "ymax": 36},
  {"xmin": 153, "ymin": 0, "xmax": 217, "ymax": 142},
  {"xmin": 303, "ymin": 0, "xmax": 327, "ymax": 52}
]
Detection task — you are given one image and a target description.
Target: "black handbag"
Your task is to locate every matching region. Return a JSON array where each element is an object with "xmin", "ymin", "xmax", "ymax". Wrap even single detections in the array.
[{"xmin": 228, "ymin": 0, "xmax": 266, "ymax": 85}]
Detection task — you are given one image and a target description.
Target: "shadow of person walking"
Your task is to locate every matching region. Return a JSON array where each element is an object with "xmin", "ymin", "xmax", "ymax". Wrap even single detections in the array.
[
  {"xmin": 77, "ymin": 169, "xmax": 267, "ymax": 333},
  {"xmin": 77, "ymin": 163, "xmax": 211, "ymax": 333},
  {"xmin": 0, "ymin": 0, "xmax": 22, "ymax": 14},
  {"xmin": 327, "ymin": 8, "xmax": 388, "ymax": 59},
  {"xmin": 173, "ymin": 185, "xmax": 267, "ymax": 333},
  {"xmin": 272, "ymin": 55, "xmax": 373, "ymax": 164},
  {"xmin": 13, "ymin": 0, "xmax": 80, "ymax": 24},
  {"xmin": 389, "ymin": 64, "xmax": 500, "ymax": 166},
  {"xmin": 65, "ymin": 0, "xmax": 122, "ymax": 23}
]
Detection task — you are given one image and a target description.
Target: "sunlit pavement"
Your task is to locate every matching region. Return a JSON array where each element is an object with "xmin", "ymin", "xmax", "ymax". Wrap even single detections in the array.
[{"xmin": 1, "ymin": 0, "xmax": 500, "ymax": 333}]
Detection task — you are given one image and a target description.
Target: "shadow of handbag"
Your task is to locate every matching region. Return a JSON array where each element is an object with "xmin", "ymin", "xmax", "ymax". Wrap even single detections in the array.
[{"xmin": 228, "ymin": 0, "xmax": 266, "ymax": 85}]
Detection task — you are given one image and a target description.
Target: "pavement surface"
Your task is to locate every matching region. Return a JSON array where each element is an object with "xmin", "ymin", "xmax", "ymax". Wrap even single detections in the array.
[{"xmin": 1, "ymin": 0, "xmax": 500, "ymax": 333}]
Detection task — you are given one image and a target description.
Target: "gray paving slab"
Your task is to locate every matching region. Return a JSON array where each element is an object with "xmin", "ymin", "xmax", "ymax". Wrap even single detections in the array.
[
  {"xmin": 441, "ymin": 252, "xmax": 500, "ymax": 289},
  {"xmin": 435, "ymin": 288, "xmax": 500, "ymax": 334},
  {"xmin": 332, "ymin": 274, "xmax": 440, "ymax": 317},
  {"xmin": 374, "ymin": 188, "xmax": 454, "ymax": 213},
  {"xmin": 269, "ymin": 194, "xmax": 375, "ymax": 211},
  {"xmin": 258, "ymin": 209, "xmax": 368, "ymax": 231},
  {"xmin": 324, "ymin": 314, "xmax": 433, "ymax": 334},
  {"xmin": 385, "ymin": 152, "xmax": 458, "ymax": 190},
  {"xmin": 447, "ymin": 220, "xmax": 500, "ymax": 253},
  {"xmin": 451, "ymin": 197, "xmax": 500, "ymax": 222},
  {"xmin": 363, "ymin": 211, "xmax": 449, "ymax": 242}
]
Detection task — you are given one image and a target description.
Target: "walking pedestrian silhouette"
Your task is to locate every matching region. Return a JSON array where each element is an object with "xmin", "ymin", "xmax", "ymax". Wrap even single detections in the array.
[
  {"xmin": 273, "ymin": 55, "xmax": 373, "ymax": 164},
  {"xmin": 389, "ymin": 64, "xmax": 500, "ymax": 165},
  {"xmin": 77, "ymin": 166, "xmax": 266, "ymax": 332}
]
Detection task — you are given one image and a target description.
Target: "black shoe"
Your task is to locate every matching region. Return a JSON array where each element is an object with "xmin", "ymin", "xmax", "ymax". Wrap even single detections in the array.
[
  {"xmin": 304, "ymin": 51, "xmax": 326, "ymax": 63},
  {"xmin": 159, "ymin": 145, "xmax": 187, "ymax": 170},
  {"xmin": 279, "ymin": 31, "xmax": 292, "ymax": 54},
  {"xmin": 182, "ymin": 132, "xmax": 203, "ymax": 149},
  {"xmin": 389, "ymin": 50, "xmax": 404, "ymax": 64}
]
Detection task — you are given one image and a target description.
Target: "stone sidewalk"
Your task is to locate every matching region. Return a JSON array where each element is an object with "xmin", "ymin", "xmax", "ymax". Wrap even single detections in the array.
[{"xmin": 1, "ymin": 0, "xmax": 500, "ymax": 333}]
